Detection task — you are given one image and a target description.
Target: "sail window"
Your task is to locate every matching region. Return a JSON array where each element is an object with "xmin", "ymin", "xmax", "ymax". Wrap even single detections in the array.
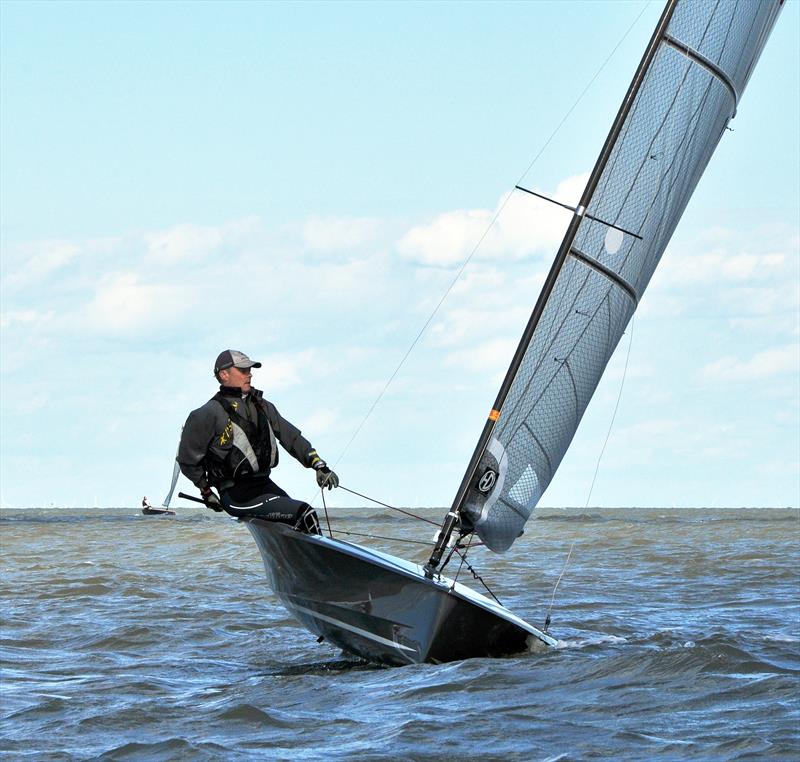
[
  {"xmin": 507, "ymin": 464, "xmax": 540, "ymax": 508},
  {"xmin": 604, "ymin": 226, "xmax": 624, "ymax": 254}
]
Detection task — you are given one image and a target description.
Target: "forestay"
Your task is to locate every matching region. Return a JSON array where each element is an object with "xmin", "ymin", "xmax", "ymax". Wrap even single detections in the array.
[{"xmin": 458, "ymin": 0, "xmax": 784, "ymax": 552}]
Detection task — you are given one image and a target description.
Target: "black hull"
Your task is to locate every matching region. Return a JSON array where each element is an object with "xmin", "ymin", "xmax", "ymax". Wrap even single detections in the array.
[
  {"xmin": 245, "ymin": 518, "xmax": 556, "ymax": 666},
  {"xmin": 142, "ymin": 508, "xmax": 175, "ymax": 515}
]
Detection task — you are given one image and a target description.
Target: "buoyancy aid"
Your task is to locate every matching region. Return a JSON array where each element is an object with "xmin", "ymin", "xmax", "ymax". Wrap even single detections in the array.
[{"xmin": 203, "ymin": 390, "xmax": 278, "ymax": 488}]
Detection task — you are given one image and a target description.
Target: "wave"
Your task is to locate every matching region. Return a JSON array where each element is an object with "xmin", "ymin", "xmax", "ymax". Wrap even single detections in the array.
[{"xmin": 99, "ymin": 738, "xmax": 231, "ymax": 761}]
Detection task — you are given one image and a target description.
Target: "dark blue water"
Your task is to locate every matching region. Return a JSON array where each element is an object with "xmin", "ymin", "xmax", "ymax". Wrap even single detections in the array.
[{"xmin": 1, "ymin": 506, "xmax": 798, "ymax": 760}]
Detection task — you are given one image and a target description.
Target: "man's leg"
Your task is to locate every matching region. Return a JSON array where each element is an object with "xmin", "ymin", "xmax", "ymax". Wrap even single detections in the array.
[{"xmin": 222, "ymin": 492, "xmax": 321, "ymax": 535}]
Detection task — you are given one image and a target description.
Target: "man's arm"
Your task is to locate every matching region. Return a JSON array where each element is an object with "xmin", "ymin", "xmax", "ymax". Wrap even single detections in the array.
[
  {"xmin": 265, "ymin": 400, "xmax": 339, "ymax": 489},
  {"xmin": 264, "ymin": 401, "xmax": 315, "ymax": 466},
  {"xmin": 177, "ymin": 404, "xmax": 219, "ymax": 489}
]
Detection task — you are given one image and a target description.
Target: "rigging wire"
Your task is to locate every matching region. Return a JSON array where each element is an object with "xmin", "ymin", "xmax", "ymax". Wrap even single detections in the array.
[
  {"xmin": 320, "ymin": 487, "xmax": 333, "ymax": 538},
  {"xmin": 544, "ymin": 316, "xmax": 637, "ymax": 631},
  {"xmin": 329, "ymin": 2, "xmax": 653, "ymax": 470},
  {"xmin": 331, "ymin": 529, "xmax": 435, "ymax": 547},
  {"xmin": 433, "ymin": 530, "xmax": 501, "ymax": 603},
  {"xmin": 452, "ymin": 543, "xmax": 503, "ymax": 606},
  {"xmin": 337, "ymin": 485, "xmax": 440, "ymax": 526},
  {"xmin": 450, "ymin": 532, "xmax": 473, "ymax": 585}
]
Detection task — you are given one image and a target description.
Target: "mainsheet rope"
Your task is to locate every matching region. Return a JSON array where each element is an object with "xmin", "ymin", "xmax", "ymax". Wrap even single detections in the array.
[{"xmin": 336, "ymin": 485, "xmax": 440, "ymax": 526}]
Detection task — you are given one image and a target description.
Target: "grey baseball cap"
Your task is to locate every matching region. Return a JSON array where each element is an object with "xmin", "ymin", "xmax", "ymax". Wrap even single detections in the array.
[{"xmin": 214, "ymin": 349, "xmax": 262, "ymax": 374}]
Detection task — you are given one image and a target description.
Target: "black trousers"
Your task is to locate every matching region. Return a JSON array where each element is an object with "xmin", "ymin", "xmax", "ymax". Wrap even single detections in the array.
[{"xmin": 221, "ymin": 477, "xmax": 320, "ymax": 534}]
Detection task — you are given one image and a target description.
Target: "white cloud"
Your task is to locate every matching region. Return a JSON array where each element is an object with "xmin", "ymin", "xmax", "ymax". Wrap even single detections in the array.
[
  {"xmin": 302, "ymin": 215, "xmax": 381, "ymax": 252},
  {"xmin": 399, "ymin": 207, "xmax": 495, "ymax": 266},
  {"xmin": 300, "ymin": 408, "xmax": 341, "ymax": 436},
  {"xmin": 0, "ymin": 309, "xmax": 54, "ymax": 329},
  {"xmin": 662, "ymin": 250, "xmax": 786, "ymax": 285},
  {"xmin": 82, "ymin": 272, "xmax": 190, "ymax": 334},
  {"xmin": 604, "ymin": 418, "xmax": 742, "ymax": 464},
  {"xmin": 701, "ymin": 344, "xmax": 799, "ymax": 382},
  {"xmin": 396, "ymin": 174, "xmax": 584, "ymax": 266},
  {"xmin": 444, "ymin": 337, "xmax": 517, "ymax": 378},
  {"xmin": 420, "ymin": 261, "xmax": 547, "ymax": 349},
  {"xmin": 144, "ymin": 217, "xmax": 259, "ymax": 265},
  {"xmin": 3, "ymin": 240, "xmax": 80, "ymax": 287},
  {"xmin": 259, "ymin": 349, "xmax": 320, "ymax": 392},
  {"xmin": 719, "ymin": 281, "xmax": 800, "ymax": 317}
]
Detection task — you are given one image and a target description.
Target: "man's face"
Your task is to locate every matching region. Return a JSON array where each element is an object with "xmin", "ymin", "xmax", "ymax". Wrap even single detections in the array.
[{"xmin": 220, "ymin": 365, "xmax": 253, "ymax": 393}]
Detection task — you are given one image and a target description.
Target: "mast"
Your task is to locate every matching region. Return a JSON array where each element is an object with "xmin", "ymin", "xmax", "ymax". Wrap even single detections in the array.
[{"xmin": 425, "ymin": 0, "xmax": 680, "ymax": 577}]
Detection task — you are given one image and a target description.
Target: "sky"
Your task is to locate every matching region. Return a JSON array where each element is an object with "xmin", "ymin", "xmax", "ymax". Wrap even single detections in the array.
[{"xmin": 1, "ymin": 0, "xmax": 798, "ymax": 512}]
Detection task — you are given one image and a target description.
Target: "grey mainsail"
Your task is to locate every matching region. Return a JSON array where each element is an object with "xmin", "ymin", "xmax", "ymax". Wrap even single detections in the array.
[{"xmin": 429, "ymin": 0, "xmax": 784, "ymax": 560}]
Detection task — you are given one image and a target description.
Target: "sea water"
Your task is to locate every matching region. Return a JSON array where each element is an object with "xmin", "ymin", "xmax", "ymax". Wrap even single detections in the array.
[{"xmin": 1, "ymin": 505, "xmax": 798, "ymax": 760}]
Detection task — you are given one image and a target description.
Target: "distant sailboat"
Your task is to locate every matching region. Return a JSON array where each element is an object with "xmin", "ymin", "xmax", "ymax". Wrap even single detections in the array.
[
  {"xmin": 142, "ymin": 495, "xmax": 175, "ymax": 516},
  {"xmin": 242, "ymin": 0, "xmax": 783, "ymax": 665}
]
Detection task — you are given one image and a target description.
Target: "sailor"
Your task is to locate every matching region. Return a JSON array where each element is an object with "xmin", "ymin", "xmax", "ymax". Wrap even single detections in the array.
[
  {"xmin": 177, "ymin": 349, "xmax": 338, "ymax": 533},
  {"xmin": 142, "ymin": 496, "xmax": 151, "ymax": 509}
]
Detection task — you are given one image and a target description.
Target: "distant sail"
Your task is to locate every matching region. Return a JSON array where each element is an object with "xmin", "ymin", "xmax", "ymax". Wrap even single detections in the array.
[
  {"xmin": 162, "ymin": 433, "xmax": 183, "ymax": 508},
  {"xmin": 458, "ymin": 0, "xmax": 783, "ymax": 552}
]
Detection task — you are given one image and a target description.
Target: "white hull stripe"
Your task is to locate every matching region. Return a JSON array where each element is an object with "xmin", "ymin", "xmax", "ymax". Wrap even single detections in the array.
[{"xmin": 291, "ymin": 604, "xmax": 417, "ymax": 653}]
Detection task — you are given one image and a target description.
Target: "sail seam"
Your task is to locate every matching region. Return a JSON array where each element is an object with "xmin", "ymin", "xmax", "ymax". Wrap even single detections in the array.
[
  {"xmin": 632, "ymin": 65, "xmax": 723, "ymax": 283},
  {"xmin": 597, "ymin": 34, "xmax": 718, "ymax": 273},
  {"xmin": 560, "ymin": 358, "xmax": 580, "ymax": 432},
  {"xmin": 524, "ymin": 423, "xmax": 553, "ymax": 483},
  {"xmin": 503, "ymin": 275, "xmax": 619, "ymax": 455},
  {"xmin": 605, "ymin": 37, "xmax": 725, "ymax": 295},
  {"xmin": 569, "ymin": 248, "xmax": 639, "ymax": 305},
  {"xmin": 663, "ymin": 34, "xmax": 739, "ymax": 114}
]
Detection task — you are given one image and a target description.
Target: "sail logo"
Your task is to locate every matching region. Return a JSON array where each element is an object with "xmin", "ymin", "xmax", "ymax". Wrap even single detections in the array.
[{"xmin": 477, "ymin": 468, "xmax": 498, "ymax": 493}]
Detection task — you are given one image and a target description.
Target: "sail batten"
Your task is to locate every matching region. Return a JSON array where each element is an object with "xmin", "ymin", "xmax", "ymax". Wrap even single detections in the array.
[
  {"xmin": 425, "ymin": 0, "xmax": 784, "ymax": 558},
  {"xmin": 663, "ymin": 34, "xmax": 740, "ymax": 109},
  {"xmin": 570, "ymin": 248, "xmax": 640, "ymax": 304}
]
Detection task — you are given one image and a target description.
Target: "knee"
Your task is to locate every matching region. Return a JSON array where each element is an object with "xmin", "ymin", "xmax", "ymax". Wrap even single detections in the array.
[{"xmin": 295, "ymin": 505, "xmax": 321, "ymax": 535}]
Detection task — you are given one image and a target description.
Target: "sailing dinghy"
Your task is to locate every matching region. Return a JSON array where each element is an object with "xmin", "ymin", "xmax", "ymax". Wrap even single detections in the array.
[{"xmin": 243, "ymin": 0, "xmax": 784, "ymax": 666}]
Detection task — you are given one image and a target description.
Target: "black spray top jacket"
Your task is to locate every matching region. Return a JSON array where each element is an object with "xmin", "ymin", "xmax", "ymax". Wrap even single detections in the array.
[{"xmin": 177, "ymin": 386, "xmax": 317, "ymax": 491}]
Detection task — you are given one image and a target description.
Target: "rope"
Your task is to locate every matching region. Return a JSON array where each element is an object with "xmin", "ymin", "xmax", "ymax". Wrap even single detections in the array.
[
  {"xmin": 544, "ymin": 541, "xmax": 573, "ymax": 632},
  {"xmin": 450, "ymin": 532, "xmax": 473, "ymax": 586},
  {"xmin": 452, "ymin": 546, "xmax": 503, "ymax": 606},
  {"xmin": 320, "ymin": 487, "xmax": 333, "ymax": 538},
  {"xmin": 330, "ymin": 529, "xmax": 435, "ymax": 546},
  {"xmin": 336, "ymin": 485, "xmax": 440, "ymax": 526}
]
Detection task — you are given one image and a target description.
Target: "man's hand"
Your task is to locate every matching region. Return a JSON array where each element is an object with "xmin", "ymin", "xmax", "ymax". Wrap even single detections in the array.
[
  {"xmin": 200, "ymin": 486, "xmax": 224, "ymax": 512},
  {"xmin": 312, "ymin": 460, "xmax": 339, "ymax": 490}
]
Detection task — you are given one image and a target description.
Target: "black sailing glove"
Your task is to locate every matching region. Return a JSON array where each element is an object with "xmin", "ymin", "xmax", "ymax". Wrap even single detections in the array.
[
  {"xmin": 310, "ymin": 455, "xmax": 339, "ymax": 490},
  {"xmin": 200, "ymin": 486, "xmax": 224, "ymax": 512},
  {"xmin": 316, "ymin": 466, "xmax": 339, "ymax": 490}
]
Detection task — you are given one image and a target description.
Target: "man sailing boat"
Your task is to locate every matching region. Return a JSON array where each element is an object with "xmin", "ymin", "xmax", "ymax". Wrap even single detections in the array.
[{"xmin": 177, "ymin": 350, "xmax": 338, "ymax": 533}]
